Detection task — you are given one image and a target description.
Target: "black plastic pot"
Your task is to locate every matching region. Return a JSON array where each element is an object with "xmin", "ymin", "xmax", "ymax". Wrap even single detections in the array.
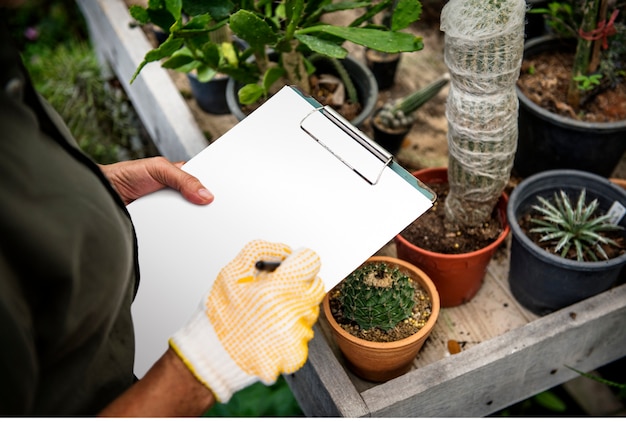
[
  {"xmin": 365, "ymin": 48, "xmax": 401, "ymax": 90},
  {"xmin": 226, "ymin": 55, "xmax": 378, "ymax": 128},
  {"xmin": 514, "ymin": 36, "xmax": 626, "ymax": 178},
  {"xmin": 370, "ymin": 111, "xmax": 410, "ymax": 155},
  {"xmin": 187, "ymin": 73, "xmax": 230, "ymax": 115},
  {"xmin": 507, "ymin": 169, "xmax": 626, "ymax": 316},
  {"xmin": 524, "ymin": 0, "xmax": 549, "ymax": 40}
]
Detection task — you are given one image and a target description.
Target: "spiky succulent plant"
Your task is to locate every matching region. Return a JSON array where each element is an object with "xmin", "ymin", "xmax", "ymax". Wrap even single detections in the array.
[
  {"xmin": 339, "ymin": 262, "xmax": 416, "ymax": 332},
  {"xmin": 529, "ymin": 189, "xmax": 623, "ymax": 262}
]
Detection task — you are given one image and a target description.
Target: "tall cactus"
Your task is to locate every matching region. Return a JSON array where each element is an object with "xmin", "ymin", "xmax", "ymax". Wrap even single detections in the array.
[{"xmin": 440, "ymin": 0, "xmax": 526, "ymax": 227}]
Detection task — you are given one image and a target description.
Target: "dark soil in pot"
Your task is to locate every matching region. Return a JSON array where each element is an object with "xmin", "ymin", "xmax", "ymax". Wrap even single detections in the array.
[
  {"xmin": 400, "ymin": 182, "xmax": 505, "ymax": 254},
  {"xmin": 517, "ymin": 42, "xmax": 626, "ymax": 123}
]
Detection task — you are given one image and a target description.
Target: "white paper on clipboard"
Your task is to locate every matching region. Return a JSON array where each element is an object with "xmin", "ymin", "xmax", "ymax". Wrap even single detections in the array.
[{"xmin": 128, "ymin": 85, "xmax": 435, "ymax": 377}]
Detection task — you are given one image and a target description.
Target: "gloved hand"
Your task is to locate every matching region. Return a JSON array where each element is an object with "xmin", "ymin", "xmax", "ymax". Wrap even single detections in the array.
[{"xmin": 169, "ymin": 239, "xmax": 325, "ymax": 403}]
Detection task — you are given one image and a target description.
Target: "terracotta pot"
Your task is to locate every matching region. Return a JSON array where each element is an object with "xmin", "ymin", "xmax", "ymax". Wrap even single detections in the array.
[
  {"xmin": 323, "ymin": 256, "xmax": 440, "ymax": 382},
  {"xmin": 394, "ymin": 167, "xmax": 510, "ymax": 307}
]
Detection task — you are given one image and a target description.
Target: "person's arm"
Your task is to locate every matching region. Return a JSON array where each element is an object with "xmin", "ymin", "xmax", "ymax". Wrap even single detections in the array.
[
  {"xmin": 99, "ymin": 348, "xmax": 215, "ymax": 417},
  {"xmin": 102, "ymin": 240, "xmax": 325, "ymax": 416},
  {"xmin": 99, "ymin": 157, "xmax": 214, "ymax": 205}
]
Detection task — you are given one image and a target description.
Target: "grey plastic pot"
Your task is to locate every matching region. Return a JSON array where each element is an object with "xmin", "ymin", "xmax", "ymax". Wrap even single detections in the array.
[
  {"xmin": 514, "ymin": 36, "xmax": 626, "ymax": 178},
  {"xmin": 226, "ymin": 55, "xmax": 378, "ymax": 128},
  {"xmin": 507, "ymin": 169, "xmax": 626, "ymax": 316}
]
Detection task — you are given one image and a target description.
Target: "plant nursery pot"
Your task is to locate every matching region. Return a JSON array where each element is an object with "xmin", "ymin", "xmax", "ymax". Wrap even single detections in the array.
[
  {"xmin": 370, "ymin": 110, "xmax": 410, "ymax": 155},
  {"xmin": 524, "ymin": 0, "xmax": 549, "ymax": 40},
  {"xmin": 514, "ymin": 36, "xmax": 626, "ymax": 178},
  {"xmin": 322, "ymin": 256, "xmax": 440, "ymax": 383},
  {"xmin": 226, "ymin": 55, "xmax": 378, "ymax": 127},
  {"xmin": 187, "ymin": 73, "xmax": 230, "ymax": 115},
  {"xmin": 507, "ymin": 169, "xmax": 626, "ymax": 316},
  {"xmin": 364, "ymin": 48, "xmax": 401, "ymax": 90},
  {"xmin": 394, "ymin": 167, "xmax": 510, "ymax": 308}
]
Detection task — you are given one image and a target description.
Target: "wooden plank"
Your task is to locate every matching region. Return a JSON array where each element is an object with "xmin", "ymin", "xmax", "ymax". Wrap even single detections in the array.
[
  {"xmin": 350, "ymin": 282, "xmax": 626, "ymax": 416},
  {"xmin": 284, "ymin": 325, "xmax": 370, "ymax": 417},
  {"xmin": 76, "ymin": 0, "xmax": 208, "ymax": 161}
]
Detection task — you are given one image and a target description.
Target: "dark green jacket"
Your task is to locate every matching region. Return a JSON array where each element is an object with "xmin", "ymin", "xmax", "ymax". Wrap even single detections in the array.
[{"xmin": 0, "ymin": 18, "xmax": 139, "ymax": 415}]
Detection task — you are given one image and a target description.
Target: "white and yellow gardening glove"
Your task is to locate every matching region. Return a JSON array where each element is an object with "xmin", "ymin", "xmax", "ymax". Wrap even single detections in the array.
[{"xmin": 169, "ymin": 239, "xmax": 325, "ymax": 403}]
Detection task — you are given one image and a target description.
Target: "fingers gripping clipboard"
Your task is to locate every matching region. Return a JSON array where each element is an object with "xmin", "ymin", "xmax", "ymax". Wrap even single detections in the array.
[{"xmin": 127, "ymin": 85, "xmax": 436, "ymax": 377}]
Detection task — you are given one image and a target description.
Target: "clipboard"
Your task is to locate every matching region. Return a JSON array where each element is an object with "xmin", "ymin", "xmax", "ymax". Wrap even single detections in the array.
[{"xmin": 128, "ymin": 85, "xmax": 435, "ymax": 377}]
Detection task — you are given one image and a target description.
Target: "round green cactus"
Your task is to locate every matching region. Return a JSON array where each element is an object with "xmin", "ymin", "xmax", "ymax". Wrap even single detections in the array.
[{"xmin": 339, "ymin": 262, "xmax": 416, "ymax": 332}]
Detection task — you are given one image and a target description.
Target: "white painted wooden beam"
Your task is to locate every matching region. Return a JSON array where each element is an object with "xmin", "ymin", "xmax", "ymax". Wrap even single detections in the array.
[{"xmin": 77, "ymin": 0, "xmax": 208, "ymax": 161}]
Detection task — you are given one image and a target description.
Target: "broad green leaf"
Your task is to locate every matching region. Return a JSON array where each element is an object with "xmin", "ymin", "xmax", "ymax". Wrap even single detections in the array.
[
  {"xmin": 165, "ymin": 0, "xmax": 182, "ymax": 21},
  {"xmin": 129, "ymin": 5, "xmax": 150, "ymax": 24},
  {"xmin": 297, "ymin": 26, "xmax": 423, "ymax": 53},
  {"xmin": 161, "ymin": 54, "xmax": 195, "ymax": 70},
  {"xmin": 196, "ymin": 65, "xmax": 218, "ymax": 83},
  {"xmin": 285, "ymin": 0, "xmax": 305, "ymax": 37},
  {"xmin": 201, "ymin": 43, "xmax": 221, "ymax": 68},
  {"xmin": 238, "ymin": 84, "xmax": 265, "ymax": 105},
  {"xmin": 262, "ymin": 67, "xmax": 286, "ymax": 91},
  {"xmin": 295, "ymin": 34, "xmax": 347, "ymax": 58},
  {"xmin": 230, "ymin": 10, "xmax": 278, "ymax": 51},
  {"xmin": 391, "ymin": 0, "xmax": 422, "ymax": 31},
  {"xmin": 183, "ymin": 0, "xmax": 234, "ymax": 19},
  {"xmin": 131, "ymin": 37, "xmax": 184, "ymax": 83}
]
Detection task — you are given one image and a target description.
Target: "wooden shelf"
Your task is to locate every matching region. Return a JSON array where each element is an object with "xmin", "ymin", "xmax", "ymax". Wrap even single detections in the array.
[{"xmin": 79, "ymin": 0, "xmax": 626, "ymax": 416}]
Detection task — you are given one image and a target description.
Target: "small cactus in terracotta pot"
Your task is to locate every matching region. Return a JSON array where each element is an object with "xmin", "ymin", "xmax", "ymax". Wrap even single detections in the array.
[{"xmin": 323, "ymin": 256, "xmax": 440, "ymax": 382}]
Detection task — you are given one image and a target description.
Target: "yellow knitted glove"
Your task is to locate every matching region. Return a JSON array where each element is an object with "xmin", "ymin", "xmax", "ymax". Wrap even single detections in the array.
[{"xmin": 169, "ymin": 240, "xmax": 325, "ymax": 403}]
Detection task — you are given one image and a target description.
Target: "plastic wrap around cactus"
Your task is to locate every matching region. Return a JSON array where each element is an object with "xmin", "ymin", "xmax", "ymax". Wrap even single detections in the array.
[
  {"xmin": 443, "ymin": 31, "xmax": 524, "ymax": 94},
  {"xmin": 441, "ymin": 0, "xmax": 525, "ymax": 94},
  {"xmin": 440, "ymin": 0, "xmax": 527, "ymax": 40},
  {"xmin": 339, "ymin": 262, "xmax": 416, "ymax": 332},
  {"xmin": 440, "ymin": 0, "xmax": 525, "ymax": 227},
  {"xmin": 445, "ymin": 84, "xmax": 518, "ymax": 131}
]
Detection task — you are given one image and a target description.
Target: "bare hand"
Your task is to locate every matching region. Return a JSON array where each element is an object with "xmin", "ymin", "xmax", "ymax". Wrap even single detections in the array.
[{"xmin": 100, "ymin": 157, "xmax": 214, "ymax": 205}]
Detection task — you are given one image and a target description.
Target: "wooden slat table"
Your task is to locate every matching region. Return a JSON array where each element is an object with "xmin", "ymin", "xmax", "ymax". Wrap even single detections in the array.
[{"xmin": 78, "ymin": 0, "xmax": 626, "ymax": 416}]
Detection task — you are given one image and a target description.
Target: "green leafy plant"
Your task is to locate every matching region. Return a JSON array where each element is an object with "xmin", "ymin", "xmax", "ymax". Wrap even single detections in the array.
[
  {"xmin": 529, "ymin": 0, "xmax": 626, "ymax": 111},
  {"xmin": 529, "ymin": 189, "xmax": 623, "ymax": 261},
  {"xmin": 374, "ymin": 72, "xmax": 449, "ymax": 130},
  {"xmin": 129, "ymin": 0, "xmax": 425, "ymax": 106},
  {"xmin": 339, "ymin": 262, "xmax": 416, "ymax": 331}
]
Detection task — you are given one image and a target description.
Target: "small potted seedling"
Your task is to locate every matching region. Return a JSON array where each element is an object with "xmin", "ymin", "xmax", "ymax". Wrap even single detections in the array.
[
  {"xmin": 371, "ymin": 73, "xmax": 449, "ymax": 154},
  {"xmin": 322, "ymin": 256, "xmax": 440, "ymax": 382}
]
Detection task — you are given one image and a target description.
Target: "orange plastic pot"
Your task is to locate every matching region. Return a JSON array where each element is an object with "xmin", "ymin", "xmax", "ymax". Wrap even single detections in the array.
[
  {"xmin": 323, "ymin": 256, "xmax": 440, "ymax": 382},
  {"xmin": 395, "ymin": 167, "xmax": 510, "ymax": 307}
]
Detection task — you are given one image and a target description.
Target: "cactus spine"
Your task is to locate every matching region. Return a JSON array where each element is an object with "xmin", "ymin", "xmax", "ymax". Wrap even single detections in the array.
[{"xmin": 339, "ymin": 262, "xmax": 416, "ymax": 332}]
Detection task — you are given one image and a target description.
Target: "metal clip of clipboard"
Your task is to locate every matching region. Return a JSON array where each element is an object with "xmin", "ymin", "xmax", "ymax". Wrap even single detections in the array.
[{"xmin": 300, "ymin": 105, "xmax": 393, "ymax": 185}]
